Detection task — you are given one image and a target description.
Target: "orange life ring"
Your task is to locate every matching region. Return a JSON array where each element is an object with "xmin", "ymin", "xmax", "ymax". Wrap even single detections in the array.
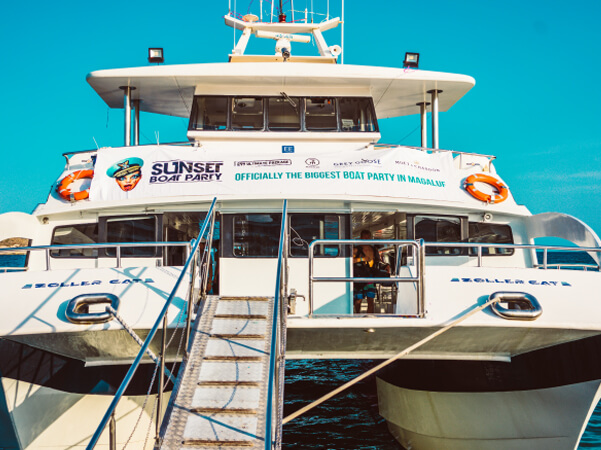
[
  {"xmin": 57, "ymin": 170, "xmax": 94, "ymax": 201},
  {"xmin": 464, "ymin": 173, "xmax": 508, "ymax": 204}
]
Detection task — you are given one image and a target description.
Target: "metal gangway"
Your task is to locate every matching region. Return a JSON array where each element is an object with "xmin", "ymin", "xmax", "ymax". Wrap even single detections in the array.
[{"xmin": 87, "ymin": 198, "xmax": 289, "ymax": 450}]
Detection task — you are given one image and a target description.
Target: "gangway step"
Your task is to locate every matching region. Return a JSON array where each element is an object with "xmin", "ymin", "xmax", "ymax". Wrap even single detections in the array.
[{"xmin": 159, "ymin": 295, "xmax": 276, "ymax": 450}]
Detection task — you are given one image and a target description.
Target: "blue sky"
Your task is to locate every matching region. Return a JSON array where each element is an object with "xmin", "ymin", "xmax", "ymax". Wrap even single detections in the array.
[{"xmin": 1, "ymin": 0, "xmax": 600, "ymax": 234}]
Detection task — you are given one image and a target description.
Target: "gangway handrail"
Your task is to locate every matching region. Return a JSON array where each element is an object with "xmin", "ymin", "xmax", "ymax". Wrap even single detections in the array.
[
  {"xmin": 265, "ymin": 199, "xmax": 288, "ymax": 450},
  {"xmin": 308, "ymin": 239, "xmax": 425, "ymax": 317},
  {"xmin": 87, "ymin": 197, "xmax": 217, "ymax": 449}
]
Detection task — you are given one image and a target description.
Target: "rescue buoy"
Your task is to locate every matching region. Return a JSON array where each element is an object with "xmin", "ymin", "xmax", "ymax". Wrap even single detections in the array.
[
  {"xmin": 57, "ymin": 170, "xmax": 94, "ymax": 201},
  {"xmin": 464, "ymin": 173, "xmax": 508, "ymax": 204}
]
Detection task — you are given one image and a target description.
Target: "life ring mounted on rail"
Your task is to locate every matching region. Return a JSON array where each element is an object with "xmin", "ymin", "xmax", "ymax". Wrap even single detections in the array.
[
  {"xmin": 464, "ymin": 173, "xmax": 508, "ymax": 204},
  {"xmin": 57, "ymin": 170, "xmax": 94, "ymax": 202}
]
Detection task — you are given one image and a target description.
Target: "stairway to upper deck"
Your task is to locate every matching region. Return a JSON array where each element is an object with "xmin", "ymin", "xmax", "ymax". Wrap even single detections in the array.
[{"xmin": 159, "ymin": 295, "xmax": 280, "ymax": 449}]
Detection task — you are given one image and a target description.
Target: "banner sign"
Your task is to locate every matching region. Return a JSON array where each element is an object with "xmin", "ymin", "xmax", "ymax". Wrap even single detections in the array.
[{"xmin": 89, "ymin": 145, "xmax": 462, "ymax": 202}]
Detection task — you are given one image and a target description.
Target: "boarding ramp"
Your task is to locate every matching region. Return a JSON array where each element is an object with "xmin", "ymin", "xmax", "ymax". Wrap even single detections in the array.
[
  {"xmin": 159, "ymin": 295, "xmax": 279, "ymax": 448},
  {"xmin": 86, "ymin": 198, "xmax": 288, "ymax": 450}
]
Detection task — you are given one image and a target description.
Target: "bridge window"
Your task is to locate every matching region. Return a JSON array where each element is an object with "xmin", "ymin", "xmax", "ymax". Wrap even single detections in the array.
[
  {"xmin": 189, "ymin": 96, "xmax": 378, "ymax": 133},
  {"xmin": 232, "ymin": 97, "xmax": 264, "ymax": 130},
  {"xmin": 191, "ymin": 96, "xmax": 228, "ymax": 130},
  {"xmin": 305, "ymin": 97, "xmax": 337, "ymax": 131},
  {"xmin": 339, "ymin": 97, "xmax": 377, "ymax": 132},
  {"xmin": 268, "ymin": 96, "xmax": 301, "ymax": 131}
]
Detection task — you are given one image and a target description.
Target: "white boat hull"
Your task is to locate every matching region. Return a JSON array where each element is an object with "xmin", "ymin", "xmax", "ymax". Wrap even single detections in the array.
[
  {"xmin": 377, "ymin": 377, "xmax": 601, "ymax": 450},
  {"xmin": 0, "ymin": 376, "xmax": 168, "ymax": 449}
]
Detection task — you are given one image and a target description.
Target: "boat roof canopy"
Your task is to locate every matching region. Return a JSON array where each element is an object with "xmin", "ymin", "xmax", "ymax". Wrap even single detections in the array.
[{"xmin": 86, "ymin": 63, "xmax": 475, "ymax": 119}]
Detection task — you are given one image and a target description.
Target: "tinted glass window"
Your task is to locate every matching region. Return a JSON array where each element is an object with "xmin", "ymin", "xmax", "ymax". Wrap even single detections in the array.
[
  {"xmin": 415, "ymin": 216, "xmax": 462, "ymax": 255},
  {"xmin": 190, "ymin": 96, "xmax": 228, "ymax": 130},
  {"xmin": 290, "ymin": 214, "xmax": 340, "ymax": 257},
  {"xmin": 305, "ymin": 97, "xmax": 337, "ymax": 131},
  {"xmin": 233, "ymin": 214, "xmax": 282, "ymax": 257},
  {"xmin": 51, "ymin": 223, "xmax": 99, "ymax": 258},
  {"xmin": 339, "ymin": 98, "xmax": 376, "ymax": 132},
  {"xmin": 469, "ymin": 223, "xmax": 514, "ymax": 255},
  {"xmin": 232, "ymin": 97, "xmax": 264, "ymax": 130},
  {"xmin": 106, "ymin": 217, "xmax": 157, "ymax": 257},
  {"xmin": 268, "ymin": 96, "xmax": 301, "ymax": 131}
]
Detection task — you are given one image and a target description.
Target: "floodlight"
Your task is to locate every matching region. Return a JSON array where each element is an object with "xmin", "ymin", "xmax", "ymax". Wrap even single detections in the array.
[
  {"xmin": 148, "ymin": 48, "xmax": 164, "ymax": 64},
  {"xmin": 404, "ymin": 52, "xmax": 419, "ymax": 68},
  {"xmin": 243, "ymin": 14, "xmax": 259, "ymax": 22}
]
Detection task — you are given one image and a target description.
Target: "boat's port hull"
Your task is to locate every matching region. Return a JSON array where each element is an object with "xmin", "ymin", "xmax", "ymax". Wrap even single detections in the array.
[
  {"xmin": 0, "ymin": 338, "xmax": 172, "ymax": 449},
  {"xmin": 0, "ymin": 376, "xmax": 169, "ymax": 449}
]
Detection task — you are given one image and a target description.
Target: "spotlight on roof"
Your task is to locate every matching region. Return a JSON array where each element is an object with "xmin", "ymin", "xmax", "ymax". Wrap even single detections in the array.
[
  {"xmin": 404, "ymin": 52, "xmax": 419, "ymax": 68},
  {"xmin": 148, "ymin": 48, "xmax": 164, "ymax": 64}
]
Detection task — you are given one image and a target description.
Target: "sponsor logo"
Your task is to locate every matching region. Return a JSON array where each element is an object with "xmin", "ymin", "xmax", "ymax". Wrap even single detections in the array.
[
  {"xmin": 394, "ymin": 160, "xmax": 441, "ymax": 173},
  {"xmin": 305, "ymin": 158, "xmax": 320, "ymax": 168},
  {"xmin": 234, "ymin": 159, "xmax": 292, "ymax": 167},
  {"xmin": 150, "ymin": 160, "xmax": 223, "ymax": 184},
  {"xmin": 333, "ymin": 158, "xmax": 381, "ymax": 167},
  {"xmin": 282, "ymin": 145, "xmax": 295, "ymax": 153},
  {"xmin": 107, "ymin": 157, "xmax": 144, "ymax": 192}
]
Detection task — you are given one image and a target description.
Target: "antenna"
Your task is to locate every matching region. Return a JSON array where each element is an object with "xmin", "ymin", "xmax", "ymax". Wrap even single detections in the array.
[
  {"xmin": 341, "ymin": 0, "xmax": 345, "ymax": 64},
  {"xmin": 93, "ymin": 137, "xmax": 99, "ymax": 150}
]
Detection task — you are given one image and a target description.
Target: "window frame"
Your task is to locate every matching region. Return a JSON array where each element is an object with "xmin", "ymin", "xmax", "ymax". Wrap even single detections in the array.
[
  {"xmin": 467, "ymin": 222, "xmax": 515, "ymax": 256},
  {"xmin": 98, "ymin": 215, "xmax": 163, "ymax": 258},
  {"xmin": 288, "ymin": 213, "xmax": 348, "ymax": 258},
  {"xmin": 50, "ymin": 223, "xmax": 99, "ymax": 259},
  {"xmin": 409, "ymin": 214, "xmax": 468, "ymax": 256}
]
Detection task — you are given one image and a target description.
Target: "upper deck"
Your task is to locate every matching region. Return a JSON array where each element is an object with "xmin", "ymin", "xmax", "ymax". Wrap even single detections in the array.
[{"xmin": 86, "ymin": 62, "xmax": 475, "ymax": 120}]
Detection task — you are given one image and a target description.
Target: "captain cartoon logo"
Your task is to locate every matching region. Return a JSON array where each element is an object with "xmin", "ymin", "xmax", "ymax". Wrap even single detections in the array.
[{"xmin": 107, "ymin": 158, "xmax": 144, "ymax": 191}]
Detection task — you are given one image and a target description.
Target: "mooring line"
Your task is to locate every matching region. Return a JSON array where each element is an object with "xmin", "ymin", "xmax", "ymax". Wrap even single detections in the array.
[{"xmin": 282, "ymin": 297, "xmax": 498, "ymax": 425}]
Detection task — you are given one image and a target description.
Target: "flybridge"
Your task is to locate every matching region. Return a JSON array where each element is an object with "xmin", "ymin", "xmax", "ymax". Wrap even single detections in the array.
[{"xmin": 85, "ymin": 4, "xmax": 475, "ymax": 149}]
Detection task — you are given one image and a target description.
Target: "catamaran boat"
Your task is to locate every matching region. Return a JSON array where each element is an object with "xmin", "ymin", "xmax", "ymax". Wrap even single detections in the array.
[{"xmin": 1, "ymin": 3, "xmax": 601, "ymax": 450}]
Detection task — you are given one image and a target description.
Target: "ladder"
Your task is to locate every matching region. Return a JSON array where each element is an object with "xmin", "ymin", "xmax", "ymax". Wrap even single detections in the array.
[{"xmin": 160, "ymin": 295, "xmax": 281, "ymax": 449}]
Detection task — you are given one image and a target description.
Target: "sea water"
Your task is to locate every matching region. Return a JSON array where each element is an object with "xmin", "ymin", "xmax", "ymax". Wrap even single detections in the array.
[{"xmin": 1, "ymin": 252, "xmax": 600, "ymax": 449}]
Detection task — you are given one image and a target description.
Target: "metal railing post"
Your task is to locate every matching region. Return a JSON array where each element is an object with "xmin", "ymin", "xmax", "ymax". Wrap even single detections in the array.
[
  {"xmin": 418, "ymin": 239, "xmax": 426, "ymax": 317},
  {"xmin": 308, "ymin": 249, "xmax": 314, "ymax": 317},
  {"xmin": 156, "ymin": 314, "xmax": 168, "ymax": 445},
  {"xmin": 184, "ymin": 248, "xmax": 197, "ymax": 354},
  {"xmin": 543, "ymin": 248, "xmax": 548, "ymax": 269},
  {"xmin": 116, "ymin": 247, "xmax": 122, "ymax": 269},
  {"xmin": 109, "ymin": 412, "xmax": 116, "ymax": 450},
  {"xmin": 201, "ymin": 211, "xmax": 217, "ymax": 300}
]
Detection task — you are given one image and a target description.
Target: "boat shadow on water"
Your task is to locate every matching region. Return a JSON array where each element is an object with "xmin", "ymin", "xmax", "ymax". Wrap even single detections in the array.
[{"xmin": 283, "ymin": 359, "xmax": 401, "ymax": 449}]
